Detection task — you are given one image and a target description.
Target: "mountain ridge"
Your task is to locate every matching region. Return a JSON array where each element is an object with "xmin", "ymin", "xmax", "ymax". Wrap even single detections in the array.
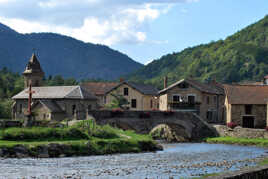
[{"xmin": 0, "ymin": 23, "xmax": 143, "ymax": 80}]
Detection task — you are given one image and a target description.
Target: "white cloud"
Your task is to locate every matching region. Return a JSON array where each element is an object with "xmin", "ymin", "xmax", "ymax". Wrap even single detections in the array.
[{"xmin": 0, "ymin": 0, "xmax": 199, "ymax": 45}]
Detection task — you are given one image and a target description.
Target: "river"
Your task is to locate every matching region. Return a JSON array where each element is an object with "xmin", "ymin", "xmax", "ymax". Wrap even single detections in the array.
[{"xmin": 0, "ymin": 143, "xmax": 267, "ymax": 179}]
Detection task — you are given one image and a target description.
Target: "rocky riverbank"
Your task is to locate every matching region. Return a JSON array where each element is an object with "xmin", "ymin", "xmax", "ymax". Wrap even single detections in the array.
[{"xmin": 0, "ymin": 140, "xmax": 163, "ymax": 158}]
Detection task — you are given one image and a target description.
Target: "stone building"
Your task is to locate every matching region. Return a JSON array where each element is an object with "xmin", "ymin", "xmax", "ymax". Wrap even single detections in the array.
[
  {"xmin": 158, "ymin": 78, "xmax": 225, "ymax": 123},
  {"xmin": 81, "ymin": 82, "xmax": 119, "ymax": 108},
  {"xmin": 224, "ymin": 84, "xmax": 268, "ymax": 128},
  {"xmin": 12, "ymin": 54, "xmax": 97, "ymax": 121},
  {"xmin": 105, "ymin": 81, "xmax": 158, "ymax": 111}
]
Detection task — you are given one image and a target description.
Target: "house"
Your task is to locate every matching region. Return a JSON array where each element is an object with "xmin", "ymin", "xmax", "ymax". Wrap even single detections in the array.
[
  {"xmin": 12, "ymin": 53, "xmax": 97, "ymax": 121},
  {"xmin": 81, "ymin": 82, "xmax": 119, "ymax": 108},
  {"xmin": 158, "ymin": 78, "xmax": 225, "ymax": 123},
  {"xmin": 105, "ymin": 81, "xmax": 158, "ymax": 111},
  {"xmin": 224, "ymin": 84, "xmax": 268, "ymax": 128}
]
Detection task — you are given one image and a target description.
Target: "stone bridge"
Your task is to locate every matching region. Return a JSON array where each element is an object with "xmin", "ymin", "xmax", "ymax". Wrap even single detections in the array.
[{"xmin": 88, "ymin": 110, "xmax": 217, "ymax": 141}]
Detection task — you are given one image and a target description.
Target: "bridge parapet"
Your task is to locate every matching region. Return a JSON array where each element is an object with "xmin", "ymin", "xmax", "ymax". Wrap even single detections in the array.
[{"xmin": 88, "ymin": 110, "xmax": 217, "ymax": 141}]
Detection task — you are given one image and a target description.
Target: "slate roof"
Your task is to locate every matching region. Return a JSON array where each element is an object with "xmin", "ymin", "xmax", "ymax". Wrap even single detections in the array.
[
  {"xmin": 105, "ymin": 81, "xmax": 158, "ymax": 95},
  {"xmin": 81, "ymin": 82, "xmax": 119, "ymax": 96},
  {"xmin": 37, "ymin": 100, "xmax": 63, "ymax": 113},
  {"xmin": 23, "ymin": 53, "xmax": 44, "ymax": 75},
  {"xmin": 12, "ymin": 86, "xmax": 97, "ymax": 100},
  {"xmin": 159, "ymin": 78, "xmax": 224, "ymax": 95},
  {"xmin": 224, "ymin": 84, "xmax": 268, "ymax": 105}
]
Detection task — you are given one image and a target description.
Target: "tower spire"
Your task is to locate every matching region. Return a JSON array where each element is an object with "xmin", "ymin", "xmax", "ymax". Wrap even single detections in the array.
[{"xmin": 22, "ymin": 53, "xmax": 45, "ymax": 88}]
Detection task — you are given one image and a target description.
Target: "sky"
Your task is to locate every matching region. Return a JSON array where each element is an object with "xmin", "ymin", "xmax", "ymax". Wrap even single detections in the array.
[{"xmin": 0, "ymin": 0, "xmax": 267, "ymax": 65}]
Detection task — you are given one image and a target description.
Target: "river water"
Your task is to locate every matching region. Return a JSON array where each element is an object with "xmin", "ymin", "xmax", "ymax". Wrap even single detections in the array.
[{"xmin": 0, "ymin": 143, "xmax": 267, "ymax": 179}]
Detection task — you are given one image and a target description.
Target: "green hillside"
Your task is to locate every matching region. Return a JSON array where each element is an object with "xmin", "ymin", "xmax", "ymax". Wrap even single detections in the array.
[{"xmin": 128, "ymin": 15, "xmax": 268, "ymax": 89}]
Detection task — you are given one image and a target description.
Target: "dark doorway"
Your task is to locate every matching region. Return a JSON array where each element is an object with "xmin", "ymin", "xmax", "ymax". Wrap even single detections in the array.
[{"xmin": 242, "ymin": 116, "xmax": 254, "ymax": 128}]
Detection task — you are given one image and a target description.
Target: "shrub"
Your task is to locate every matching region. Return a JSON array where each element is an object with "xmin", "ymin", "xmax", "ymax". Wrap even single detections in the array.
[
  {"xmin": 227, "ymin": 122, "xmax": 237, "ymax": 129},
  {"xmin": 2, "ymin": 127, "xmax": 89, "ymax": 141},
  {"xmin": 92, "ymin": 125, "xmax": 119, "ymax": 139}
]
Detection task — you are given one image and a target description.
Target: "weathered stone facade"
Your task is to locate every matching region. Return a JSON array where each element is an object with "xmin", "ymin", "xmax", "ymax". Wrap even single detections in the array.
[
  {"xmin": 13, "ymin": 92, "xmax": 97, "ymax": 121},
  {"xmin": 159, "ymin": 79, "xmax": 225, "ymax": 123},
  {"xmin": 89, "ymin": 110, "xmax": 217, "ymax": 141},
  {"xmin": 224, "ymin": 84, "xmax": 268, "ymax": 128},
  {"xmin": 106, "ymin": 83, "xmax": 158, "ymax": 111},
  {"xmin": 12, "ymin": 54, "xmax": 98, "ymax": 121}
]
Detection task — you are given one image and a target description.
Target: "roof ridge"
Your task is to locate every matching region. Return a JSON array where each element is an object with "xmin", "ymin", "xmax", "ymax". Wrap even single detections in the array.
[{"xmin": 79, "ymin": 86, "xmax": 84, "ymax": 99}]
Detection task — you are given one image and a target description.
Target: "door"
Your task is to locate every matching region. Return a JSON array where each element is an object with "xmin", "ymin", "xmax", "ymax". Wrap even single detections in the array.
[{"xmin": 242, "ymin": 116, "xmax": 254, "ymax": 128}]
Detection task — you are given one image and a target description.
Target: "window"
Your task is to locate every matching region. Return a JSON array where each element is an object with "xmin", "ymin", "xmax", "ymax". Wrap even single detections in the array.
[
  {"xmin": 188, "ymin": 95, "xmax": 195, "ymax": 104},
  {"xmin": 173, "ymin": 95, "xmax": 180, "ymax": 102},
  {"xmin": 19, "ymin": 104, "xmax": 23, "ymax": 114},
  {"xmin": 206, "ymin": 111, "xmax": 213, "ymax": 121},
  {"xmin": 214, "ymin": 96, "xmax": 217, "ymax": 104},
  {"xmin": 88, "ymin": 105, "xmax": 92, "ymax": 111},
  {"xmin": 245, "ymin": 105, "xmax": 252, "ymax": 115},
  {"xmin": 207, "ymin": 96, "xmax": 210, "ymax": 104},
  {"xmin": 131, "ymin": 99, "xmax": 137, "ymax": 108},
  {"xmin": 124, "ymin": 88, "xmax": 128, "ymax": 96},
  {"xmin": 72, "ymin": 105, "xmax": 76, "ymax": 115},
  {"xmin": 150, "ymin": 99, "xmax": 153, "ymax": 108}
]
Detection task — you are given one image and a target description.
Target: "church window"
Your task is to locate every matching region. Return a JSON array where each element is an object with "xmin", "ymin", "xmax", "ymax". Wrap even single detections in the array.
[
  {"xmin": 72, "ymin": 105, "xmax": 76, "ymax": 115},
  {"xmin": 19, "ymin": 104, "xmax": 23, "ymax": 114},
  {"xmin": 88, "ymin": 105, "xmax": 92, "ymax": 111}
]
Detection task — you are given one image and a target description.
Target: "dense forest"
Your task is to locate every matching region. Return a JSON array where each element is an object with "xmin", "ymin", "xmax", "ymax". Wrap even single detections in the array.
[{"xmin": 128, "ymin": 15, "xmax": 268, "ymax": 89}]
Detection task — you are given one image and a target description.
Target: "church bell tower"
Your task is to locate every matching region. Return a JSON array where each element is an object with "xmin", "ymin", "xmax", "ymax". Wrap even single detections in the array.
[{"xmin": 23, "ymin": 53, "xmax": 45, "ymax": 89}]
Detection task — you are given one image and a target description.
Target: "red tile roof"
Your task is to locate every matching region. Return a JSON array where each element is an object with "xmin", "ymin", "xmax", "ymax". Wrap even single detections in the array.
[
  {"xmin": 81, "ymin": 82, "xmax": 119, "ymax": 96},
  {"xmin": 224, "ymin": 84, "xmax": 268, "ymax": 104}
]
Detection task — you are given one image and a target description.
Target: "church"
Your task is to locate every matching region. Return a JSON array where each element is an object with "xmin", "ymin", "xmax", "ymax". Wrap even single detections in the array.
[{"xmin": 12, "ymin": 54, "xmax": 97, "ymax": 121}]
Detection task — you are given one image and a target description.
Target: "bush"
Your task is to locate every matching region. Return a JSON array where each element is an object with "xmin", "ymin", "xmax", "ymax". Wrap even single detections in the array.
[
  {"xmin": 92, "ymin": 125, "xmax": 119, "ymax": 139},
  {"xmin": 2, "ymin": 127, "xmax": 89, "ymax": 141},
  {"xmin": 227, "ymin": 122, "xmax": 237, "ymax": 129}
]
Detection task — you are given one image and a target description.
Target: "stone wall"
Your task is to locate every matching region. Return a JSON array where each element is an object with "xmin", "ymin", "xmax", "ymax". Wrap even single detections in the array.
[
  {"xmin": 89, "ymin": 110, "xmax": 217, "ymax": 141},
  {"xmin": 213, "ymin": 125, "xmax": 268, "ymax": 139},
  {"xmin": 207, "ymin": 165, "xmax": 268, "ymax": 179},
  {"xmin": 227, "ymin": 104, "xmax": 266, "ymax": 128}
]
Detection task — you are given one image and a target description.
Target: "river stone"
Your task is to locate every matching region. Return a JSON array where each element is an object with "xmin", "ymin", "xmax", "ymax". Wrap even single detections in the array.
[
  {"xmin": 36, "ymin": 145, "xmax": 49, "ymax": 158},
  {"xmin": 48, "ymin": 143, "xmax": 63, "ymax": 157},
  {"xmin": 13, "ymin": 145, "xmax": 29, "ymax": 158}
]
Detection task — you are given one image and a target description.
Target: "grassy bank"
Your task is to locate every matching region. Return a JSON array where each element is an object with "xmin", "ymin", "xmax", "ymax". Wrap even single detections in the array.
[
  {"xmin": 0, "ymin": 120, "xmax": 161, "ymax": 157},
  {"xmin": 206, "ymin": 137, "xmax": 268, "ymax": 147}
]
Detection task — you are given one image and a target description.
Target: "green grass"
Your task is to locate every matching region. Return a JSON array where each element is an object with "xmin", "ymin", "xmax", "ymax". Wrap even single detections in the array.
[
  {"xmin": 0, "ymin": 120, "xmax": 158, "ymax": 156},
  {"xmin": 258, "ymin": 157, "xmax": 268, "ymax": 166},
  {"xmin": 206, "ymin": 137, "xmax": 268, "ymax": 147}
]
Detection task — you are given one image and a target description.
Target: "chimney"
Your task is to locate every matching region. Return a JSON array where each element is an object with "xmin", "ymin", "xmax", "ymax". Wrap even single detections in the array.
[
  {"xmin": 164, "ymin": 76, "xmax": 168, "ymax": 89},
  {"xmin": 120, "ymin": 78, "xmax": 124, "ymax": 83}
]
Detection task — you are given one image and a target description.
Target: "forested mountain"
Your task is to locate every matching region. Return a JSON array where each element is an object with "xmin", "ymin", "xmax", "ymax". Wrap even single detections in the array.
[
  {"xmin": 0, "ymin": 23, "xmax": 142, "ymax": 80},
  {"xmin": 128, "ymin": 15, "xmax": 268, "ymax": 89}
]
